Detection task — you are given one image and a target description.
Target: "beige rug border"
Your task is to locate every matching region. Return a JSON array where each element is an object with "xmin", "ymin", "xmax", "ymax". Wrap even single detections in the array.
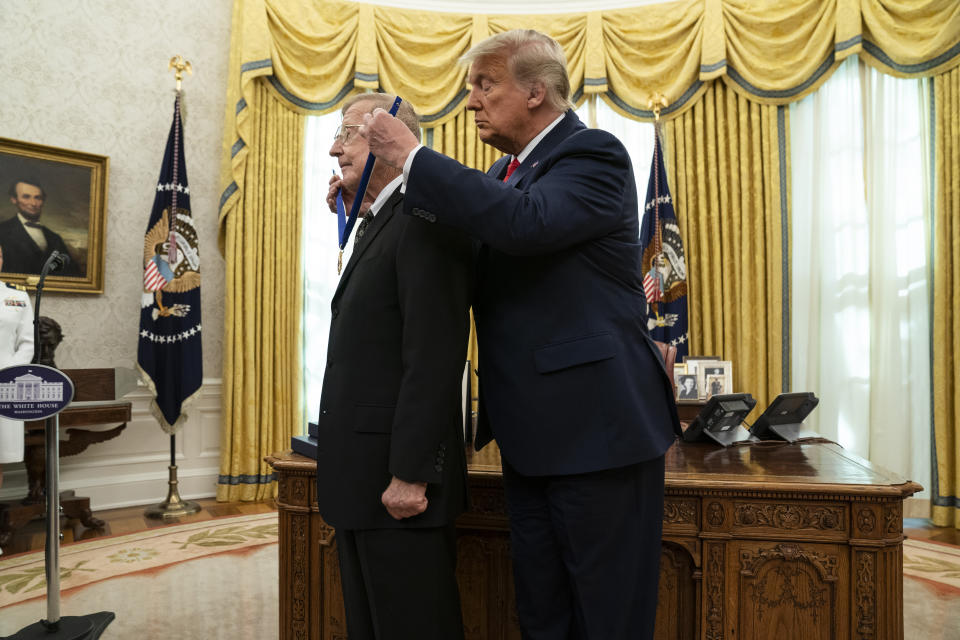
[
  {"xmin": 0, "ymin": 512, "xmax": 278, "ymax": 609},
  {"xmin": 902, "ymin": 538, "xmax": 960, "ymax": 592}
]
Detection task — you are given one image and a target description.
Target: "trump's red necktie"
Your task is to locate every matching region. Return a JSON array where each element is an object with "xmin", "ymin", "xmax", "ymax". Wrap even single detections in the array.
[{"xmin": 503, "ymin": 157, "xmax": 520, "ymax": 182}]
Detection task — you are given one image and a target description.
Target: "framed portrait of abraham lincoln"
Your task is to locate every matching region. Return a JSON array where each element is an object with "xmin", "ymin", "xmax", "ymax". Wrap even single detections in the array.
[{"xmin": 0, "ymin": 137, "xmax": 108, "ymax": 293}]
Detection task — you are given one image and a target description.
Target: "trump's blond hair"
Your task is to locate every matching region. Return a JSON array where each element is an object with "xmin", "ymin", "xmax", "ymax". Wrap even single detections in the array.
[{"xmin": 460, "ymin": 29, "xmax": 573, "ymax": 113}]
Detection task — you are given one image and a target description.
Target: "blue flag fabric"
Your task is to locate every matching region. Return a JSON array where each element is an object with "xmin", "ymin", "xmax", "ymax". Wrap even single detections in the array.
[
  {"xmin": 639, "ymin": 132, "xmax": 689, "ymax": 359},
  {"xmin": 137, "ymin": 95, "xmax": 203, "ymax": 433}
]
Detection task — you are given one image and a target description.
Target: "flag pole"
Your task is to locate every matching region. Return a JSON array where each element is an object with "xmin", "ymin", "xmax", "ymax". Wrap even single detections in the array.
[
  {"xmin": 646, "ymin": 92, "xmax": 670, "ymax": 323},
  {"xmin": 145, "ymin": 56, "xmax": 200, "ymax": 520},
  {"xmin": 144, "ymin": 432, "xmax": 199, "ymax": 518}
]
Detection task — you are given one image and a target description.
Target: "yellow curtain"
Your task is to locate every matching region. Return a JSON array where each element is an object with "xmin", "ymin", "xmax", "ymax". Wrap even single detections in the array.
[
  {"xmin": 663, "ymin": 83, "xmax": 787, "ymax": 415},
  {"xmin": 217, "ymin": 80, "xmax": 304, "ymax": 501},
  {"xmin": 218, "ymin": 0, "xmax": 960, "ymax": 171},
  {"xmin": 931, "ymin": 66, "xmax": 960, "ymax": 528},
  {"xmin": 217, "ymin": 0, "xmax": 960, "ymax": 505}
]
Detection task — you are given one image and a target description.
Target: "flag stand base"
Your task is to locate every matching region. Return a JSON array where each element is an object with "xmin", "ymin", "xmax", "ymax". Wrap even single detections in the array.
[
  {"xmin": 8, "ymin": 613, "xmax": 115, "ymax": 639},
  {"xmin": 144, "ymin": 464, "xmax": 200, "ymax": 519}
]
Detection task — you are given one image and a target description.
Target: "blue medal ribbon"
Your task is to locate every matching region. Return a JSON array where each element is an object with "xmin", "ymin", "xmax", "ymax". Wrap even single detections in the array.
[
  {"xmin": 336, "ymin": 96, "xmax": 403, "ymax": 256},
  {"xmin": 335, "ymin": 170, "xmax": 346, "ymax": 239}
]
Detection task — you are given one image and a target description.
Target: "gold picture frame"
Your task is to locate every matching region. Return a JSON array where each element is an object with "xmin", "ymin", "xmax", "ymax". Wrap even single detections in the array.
[{"xmin": 0, "ymin": 137, "xmax": 109, "ymax": 293}]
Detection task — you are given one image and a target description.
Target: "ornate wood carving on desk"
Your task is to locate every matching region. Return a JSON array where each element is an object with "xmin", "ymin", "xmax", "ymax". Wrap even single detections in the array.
[
  {"xmin": 0, "ymin": 368, "xmax": 132, "ymax": 546},
  {"xmin": 267, "ymin": 440, "xmax": 921, "ymax": 640}
]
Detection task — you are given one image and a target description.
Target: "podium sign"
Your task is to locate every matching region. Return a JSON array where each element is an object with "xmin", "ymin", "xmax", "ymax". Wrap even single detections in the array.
[{"xmin": 0, "ymin": 364, "xmax": 74, "ymax": 421}]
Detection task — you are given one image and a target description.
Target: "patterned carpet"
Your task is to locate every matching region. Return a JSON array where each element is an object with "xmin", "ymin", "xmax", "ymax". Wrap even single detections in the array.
[
  {"xmin": 0, "ymin": 513, "xmax": 957, "ymax": 638},
  {"xmin": 903, "ymin": 538, "xmax": 960, "ymax": 640},
  {"xmin": 0, "ymin": 512, "xmax": 279, "ymax": 639}
]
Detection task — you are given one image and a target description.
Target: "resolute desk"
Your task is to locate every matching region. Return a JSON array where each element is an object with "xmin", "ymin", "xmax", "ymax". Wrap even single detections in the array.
[{"xmin": 267, "ymin": 438, "xmax": 920, "ymax": 640}]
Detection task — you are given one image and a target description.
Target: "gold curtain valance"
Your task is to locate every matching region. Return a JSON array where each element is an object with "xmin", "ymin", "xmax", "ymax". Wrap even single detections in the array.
[
  {"xmin": 218, "ymin": 0, "xmax": 960, "ymax": 244},
  {"xmin": 231, "ymin": 0, "xmax": 960, "ymax": 115}
]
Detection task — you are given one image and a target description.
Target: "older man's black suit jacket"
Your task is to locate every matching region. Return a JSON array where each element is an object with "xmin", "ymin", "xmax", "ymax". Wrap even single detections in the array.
[{"xmin": 314, "ymin": 188, "xmax": 474, "ymax": 531}]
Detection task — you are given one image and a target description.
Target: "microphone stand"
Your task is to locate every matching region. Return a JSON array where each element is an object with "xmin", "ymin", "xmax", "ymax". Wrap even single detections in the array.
[
  {"xmin": 31, "ymin": 252, "xmax": 63, "ymax": 360},
  {"xmin": 9, "ymin": 251, "xmax": 114, "ymax": 639}
]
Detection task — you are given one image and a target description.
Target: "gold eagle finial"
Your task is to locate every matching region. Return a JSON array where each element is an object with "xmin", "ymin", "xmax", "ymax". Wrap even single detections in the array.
[
  {"xmin": 168, "ymin": 55, "xmax": 193, "ymax": 91},
  {"xmin": 647, "ymin": 92, "xmax": 669, "ymax": 122}
]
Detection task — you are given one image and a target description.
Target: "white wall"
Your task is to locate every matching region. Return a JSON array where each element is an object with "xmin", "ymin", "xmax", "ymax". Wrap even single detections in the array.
[
  {"xmin": 0, "ymin": 1, "xmax": 233, "ymax": 507},
  {"xmin": 1, "ymin": 384, "xmax": 222, "ymax": 508}
]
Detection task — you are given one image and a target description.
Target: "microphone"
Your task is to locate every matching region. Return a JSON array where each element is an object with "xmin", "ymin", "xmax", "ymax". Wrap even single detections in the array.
[{"xmin": 42, "ymin": 250, "xmax": 70, "ymax": 274}]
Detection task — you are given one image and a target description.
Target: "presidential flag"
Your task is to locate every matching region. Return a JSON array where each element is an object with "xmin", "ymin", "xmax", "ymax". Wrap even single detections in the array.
[
  {"xmin": 639, "ymin": 131, "xmax": 689, "ymax": 358},
  {"xmin": 137, "ymin": 95, "xmax": 202, "ymax": 434}
]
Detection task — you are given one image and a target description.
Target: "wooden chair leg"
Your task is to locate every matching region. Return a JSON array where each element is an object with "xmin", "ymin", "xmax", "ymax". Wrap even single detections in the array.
[{"xmin": 60, "ymin": 491, "xmax": 105, "ymax": 529}]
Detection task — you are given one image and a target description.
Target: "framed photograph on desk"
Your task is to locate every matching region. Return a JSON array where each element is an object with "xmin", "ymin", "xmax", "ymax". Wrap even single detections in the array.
[
  {"xmin": 705, "ymin": 373, "xmax": 726, "ymax": 399},
  {"xmin": 697, "ymin": 360, "xmax": 732, "ymax": 396},
  {"xmin": 676, "ymin": 374, "xmax": 699, "ymax": 400},
  {"xmin": 672, "ymin": 362, "xmax": 686, "ymax": 387}
]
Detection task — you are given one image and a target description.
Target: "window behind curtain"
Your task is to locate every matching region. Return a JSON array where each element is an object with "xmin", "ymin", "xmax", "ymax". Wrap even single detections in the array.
[
  {"xmin": 790, "ymin": 56, "xmax": 931, "ymax": 499},
  {"xmin": 301, "ymin": 112, "xmax": 342, "ymax": 424}
]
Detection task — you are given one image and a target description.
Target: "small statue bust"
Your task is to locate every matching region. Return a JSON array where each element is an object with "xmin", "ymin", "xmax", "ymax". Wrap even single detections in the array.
[{"xmin": 37, "ymin": 316, "xmax": 64, "ymax": 367}]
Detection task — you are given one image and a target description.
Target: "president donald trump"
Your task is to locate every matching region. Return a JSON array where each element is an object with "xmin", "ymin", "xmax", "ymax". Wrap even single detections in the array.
[{"xmin": 361, "ymin": 29, "xmax": 681, "ymax": 640}]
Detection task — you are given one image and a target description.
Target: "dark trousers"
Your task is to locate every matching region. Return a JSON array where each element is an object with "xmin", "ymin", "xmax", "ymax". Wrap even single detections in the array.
[
  {"xmin": 335, "ymin": 524, "xmax": 464, "ymax": 640},
  {"xmin": 502, "ymin": 455, "xmax": 666, "ymax": 640}
]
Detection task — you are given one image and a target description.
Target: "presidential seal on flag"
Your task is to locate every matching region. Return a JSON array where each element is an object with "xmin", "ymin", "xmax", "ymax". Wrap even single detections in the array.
[
  {"xmin": 641, "ymin": 219, "xmax": 687, "ymax": 307},
  {"xmin": 142, "ymin": 208, "xmax": 200, "ymax": 320}
]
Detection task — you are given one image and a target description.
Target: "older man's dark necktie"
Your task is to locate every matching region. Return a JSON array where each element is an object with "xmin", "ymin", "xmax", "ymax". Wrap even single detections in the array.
[
  {"xmin": 503, "ymin": 157, "xmax": 520, "ymax": 182},
  {"xmin": 355, "ymin": 212, "xmax": 373, "ymax": 242}
]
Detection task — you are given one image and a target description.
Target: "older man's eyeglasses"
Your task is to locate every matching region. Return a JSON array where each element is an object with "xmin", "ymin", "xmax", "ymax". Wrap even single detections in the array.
[{"xmin": 333, "ymin": 124, "xmax": 363, "ymax": 145}]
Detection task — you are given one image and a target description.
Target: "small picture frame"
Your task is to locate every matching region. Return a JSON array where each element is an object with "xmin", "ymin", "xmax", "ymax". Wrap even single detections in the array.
[
  {"xmin": 705, "ymin": 373, "xmax": 726, "ymax": 399},
  {"xmin": 672, "ymin": 362, "xmax": 686, "ymax": 388},
  {"xmin": 676, "ymin": 374, "xmax": 699, "ymax": 401},
  {"xmin": 697, "ymin": 360, "xmax": 733, "ymax": 396}
]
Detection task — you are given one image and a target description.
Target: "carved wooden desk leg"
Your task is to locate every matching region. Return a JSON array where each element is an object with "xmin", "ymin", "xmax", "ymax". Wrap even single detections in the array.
[
  {"xmin": 274, "ymin": 461, "xmax": 346, "ymax": 640},
  {"xmin": 851, "ymin": 501, "xmax": 905, "ymax": 640}
]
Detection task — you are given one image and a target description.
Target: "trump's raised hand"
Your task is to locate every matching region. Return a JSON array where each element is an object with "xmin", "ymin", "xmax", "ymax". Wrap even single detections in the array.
[{"xmin": 361, "ymin": 108, "xmax": 419, "ymax": 170}]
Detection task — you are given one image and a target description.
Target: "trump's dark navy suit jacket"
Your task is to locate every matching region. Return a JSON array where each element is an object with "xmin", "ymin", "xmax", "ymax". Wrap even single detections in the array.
[{"xmin": 404, "ymin": 111, "xmax": 681, "ymax": 477}]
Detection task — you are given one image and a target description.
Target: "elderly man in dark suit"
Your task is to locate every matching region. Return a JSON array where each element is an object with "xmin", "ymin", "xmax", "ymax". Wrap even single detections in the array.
[
  {"xmin": 362, "ymin": 29, "xmax": 681, "ymax": 640},
  {"xmin": 1, "ymin": 179, "xmax": 79, "ymax": 276},
  {"xmin": 315, "ymin": 93, "xmax": 473, "ymax": 640}
]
